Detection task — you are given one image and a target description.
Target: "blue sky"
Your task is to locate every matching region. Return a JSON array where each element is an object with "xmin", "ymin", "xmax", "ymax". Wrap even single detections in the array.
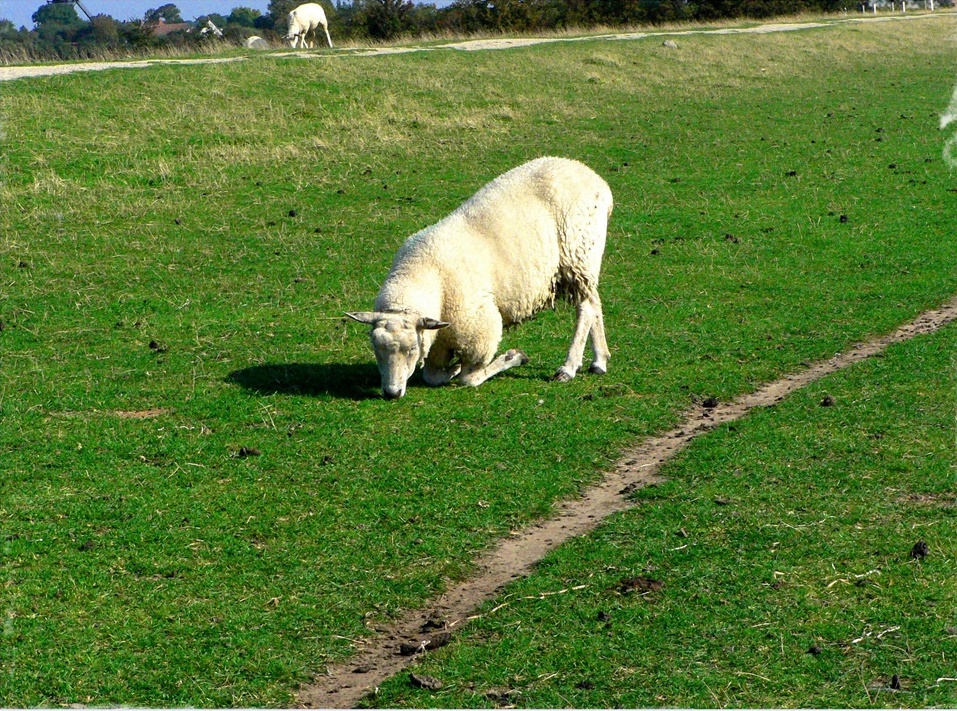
[{"xmin": 1, "ymin": 0, "xmax": 273, "ymax": 29}]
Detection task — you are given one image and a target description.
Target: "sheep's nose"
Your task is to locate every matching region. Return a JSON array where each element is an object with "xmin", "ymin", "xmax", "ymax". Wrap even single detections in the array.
[{"xmin": 382, "ymin": 388, "xmax": 403, "ymax": 400}]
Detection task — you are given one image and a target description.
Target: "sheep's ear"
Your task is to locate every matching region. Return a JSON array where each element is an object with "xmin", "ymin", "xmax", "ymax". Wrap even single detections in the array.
[
  {"xmin": 345, "ymin": 311, "xmax": 380, "ymax": 325},
  {"xmin": 418, "ymin": 317, "xmax": 450, "ymax": 331}
]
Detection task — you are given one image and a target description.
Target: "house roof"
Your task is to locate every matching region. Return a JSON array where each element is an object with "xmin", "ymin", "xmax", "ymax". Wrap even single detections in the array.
[{"xmin": 151, "ymin": 20, "xmax": 193, "ymax": 36}]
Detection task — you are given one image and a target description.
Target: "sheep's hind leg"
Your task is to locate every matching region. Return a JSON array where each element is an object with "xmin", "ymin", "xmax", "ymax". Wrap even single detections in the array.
[
  {"xmin": 458, "ymin": 350, "xmax": 529, "ymax": 387},
  {"xmin": 554, "ymin": 294, "xmax": 608, "ymax": 382},
  {"xmin": 587, "ymin": 294, "xmax": 610, "ymax": 375}
]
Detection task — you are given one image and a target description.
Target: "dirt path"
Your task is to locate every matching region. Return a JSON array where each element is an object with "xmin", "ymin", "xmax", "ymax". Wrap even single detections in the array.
[
  {"xmin": 296, "ymin": 294, "xmax": 957, "ymax": 708},
  {"xmin": 0, "ymin": 13, "xmax": 948, "ymax": 82},
  {"xmin": 0, "ymin": 56, "xmax": 244, "ymax": 82}
]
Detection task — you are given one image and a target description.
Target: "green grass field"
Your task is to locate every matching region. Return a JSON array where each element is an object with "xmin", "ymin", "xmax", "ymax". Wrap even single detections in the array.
[
  {"xmin": 2, "ymin": 13, "xmax": 956, "ymax": 707},
  {"xmin": 370, "ymin": 313, "xmax": 957, "ymax": 708}
]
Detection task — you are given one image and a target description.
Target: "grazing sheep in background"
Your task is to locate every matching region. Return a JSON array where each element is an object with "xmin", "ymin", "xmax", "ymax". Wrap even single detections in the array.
[
  {"xmin": 347, "ymin": 156, "xmax": 613, "ymax": 400},
  {"xmin": 244, "ymin": 35, "xmax": 270, "ymax": 49},
  {"xmin": 285, "ymin": 3, "xmax": 333, "ymax": 48}
]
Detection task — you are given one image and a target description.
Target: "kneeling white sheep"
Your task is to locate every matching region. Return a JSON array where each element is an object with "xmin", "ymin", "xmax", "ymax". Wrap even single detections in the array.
[{"xmin": 348, "ymin": 156, "xmax": 613, "ymax": 399}]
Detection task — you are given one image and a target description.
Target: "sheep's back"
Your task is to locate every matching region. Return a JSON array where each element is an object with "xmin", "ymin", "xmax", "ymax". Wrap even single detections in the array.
[
  {"xmin": 462, "ymin": 157, "xmax": 610, "ymax": 320},
  {"xmin": 385, "ymin": 157, "xmax": 611, "ymax": 325}
]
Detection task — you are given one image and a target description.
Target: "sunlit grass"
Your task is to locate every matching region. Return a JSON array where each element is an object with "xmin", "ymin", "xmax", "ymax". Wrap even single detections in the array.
[
  {"xmin": 372, "ymin": 323, "xmax": 957, "ymax": 708},
  {"xmin": 1, "ymin": 13, "xmax": 956, "ymax": 706}
]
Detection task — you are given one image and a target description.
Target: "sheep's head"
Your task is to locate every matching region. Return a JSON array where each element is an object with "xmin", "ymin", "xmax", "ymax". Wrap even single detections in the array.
[{"xmin": 346, "ymin": 311, "xmax": 449, "ymax": 399}]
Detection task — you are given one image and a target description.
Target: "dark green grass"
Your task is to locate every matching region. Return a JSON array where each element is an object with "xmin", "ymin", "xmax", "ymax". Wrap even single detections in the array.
[
  {"xmin": 2, "ymin": 15, "xmax": 956, "ymax": 706},
  {"xmin": 370, "ymin": 321, "xmax": 957, "ymax": 709}
]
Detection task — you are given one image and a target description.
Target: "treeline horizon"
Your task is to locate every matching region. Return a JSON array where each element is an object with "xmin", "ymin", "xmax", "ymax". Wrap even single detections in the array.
[{"xmin": 1, "ymin": 0, "xmax": 950, "ymax": 61}]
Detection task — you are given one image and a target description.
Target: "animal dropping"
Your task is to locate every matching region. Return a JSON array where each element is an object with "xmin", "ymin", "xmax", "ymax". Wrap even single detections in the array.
[
  {"xmin": 348, "ymin": 157, "xmax": 613, "ymax": 399},
  {"xmin": 409, "ymin": 672, "xmax": 443, "ymax": 691}
]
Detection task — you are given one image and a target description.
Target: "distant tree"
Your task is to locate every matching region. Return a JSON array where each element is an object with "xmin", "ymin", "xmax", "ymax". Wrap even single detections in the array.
[
  {"xmin": 0, "ymin": 18, "xmax": 21, "ymax": 55},
  {"xmin": 737, "ymin": 0, "xmax": 811, "ymax": 16},
  {"xmin": 353, "ymin": 0, "xmax": 415, "ymax": 39},
  {"xmin": 86, "ymin": 14, "xmax": 120, "ymax": 44},
  {"xmin": 561, "ymin": 0, "xmax": 600, "ymax": 27},
  {"xmin": 145, "ymin": 4, "xmax": 184, "ymax": 23},
  {"xmin": 32, "ymin": 1, "xmax": 86, "ymax": 50},
  {"xmin": 267, "ymin": 0, "xmax": 300, "ymax": 26},
  {"xmin": 119, "ymin": 19, "xmax": 157, "ymax": 47},
  {"xmin": 440, "ymin": 0, "xmax": 559, "ymax": 32},
  {"xmin": 197, "ymin": 11, "xmax": 228, "ymax": 30},
  {"xmin": 32, "ymin": 2, "xmax": 84, "ymax": 27},
  {"xmin": 217, "ymin": 9, "xmax": 264, "ymax": 42},
  {"xmin": 252, "ymin": 13, "xmax": 275, "ymax": 29},
  {"xmin": 492, "ymin": 0, "xmax": 564, "ymax": 31},
  {"xmin": 228, "ymin": 6, "xmax": 262, "ymax": 26},
  {"xmin": 692, "ymin": 0, "xmax": 735, "ymax": 19},
  {"xmin": 638, "ymin": 0, "xmax": 691, "ymax": 22},
  {"xmin": 443, "ymin": 0, "xmax": 522, "ymax": 34},
  {"xmin": 193, "ymin": 12, "xmax": 229, "ymax": 39},
  {"xmin": 408, "ymin": 2, "xmax": 439, "ymax": 33}
]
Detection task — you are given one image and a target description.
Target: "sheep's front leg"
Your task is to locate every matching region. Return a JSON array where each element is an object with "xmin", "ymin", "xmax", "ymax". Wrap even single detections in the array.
[
  {"xmin": 451, "ymin": 300, "xmax": 530, "ymax": 387},
  {"xmin": 422, "ymin": 362, "xmax": 461, "ymax": 387},
  {"xmin": 554, "ymin": 295, "xmax": 608, "ymax": 382},
  {"xmin": 458, "ymin": 349, "xmax": 529, "ymax": 387},
  {"xmin": 421, "ymin": 342, "xmax": 460, "ymax": 387}
]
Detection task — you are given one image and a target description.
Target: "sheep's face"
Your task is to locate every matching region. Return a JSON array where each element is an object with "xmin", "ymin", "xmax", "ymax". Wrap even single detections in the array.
[
  {"xmin": 370, "ymin": 318, "xmax": 420, "ymax": 399},
  {"xmin": 346, "ymin": 312, "xmax": 449, "ymax": 399}
]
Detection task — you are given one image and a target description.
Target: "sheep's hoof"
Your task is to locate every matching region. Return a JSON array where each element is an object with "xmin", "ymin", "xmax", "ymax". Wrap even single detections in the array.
[
  {"xmin": 505, "ymin": 349, "xmax": 530, "ymax": 365},
  {"xmin": 588, "ymin": 363, "xmax": 607, "ymax": 375},
  {"xmin": 552, "ymin": 367, "xmax": 575, "ymax": 383}
]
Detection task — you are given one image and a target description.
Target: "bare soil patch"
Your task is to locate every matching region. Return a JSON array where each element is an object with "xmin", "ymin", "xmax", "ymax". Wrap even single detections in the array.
[
  {"xmin": 297, "ymin": 294, "xmax": 957, "ymax": 708},
  {"xmin": 113, "ymin": 408, "xmax": 170, "ymax": 419}
]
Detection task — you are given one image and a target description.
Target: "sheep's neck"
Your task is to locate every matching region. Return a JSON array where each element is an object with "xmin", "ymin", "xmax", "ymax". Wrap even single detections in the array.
[{"xmin": 377, "ymin": 267, "xmax": 444, "ymax": 322}]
